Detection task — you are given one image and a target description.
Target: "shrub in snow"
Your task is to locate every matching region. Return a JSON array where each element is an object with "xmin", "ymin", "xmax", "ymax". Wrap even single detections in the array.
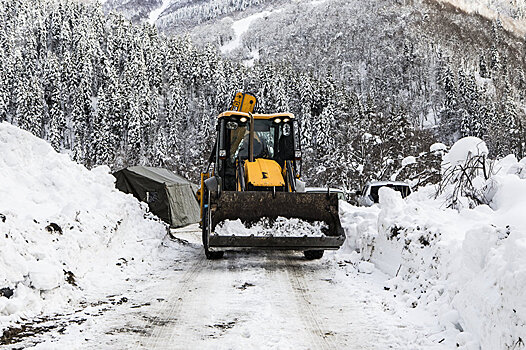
[
  {"xmin": 401, "ymin": 156, "xmax": 416, "ymax": 167},
  {"xmin": 443, "ymin": 137, "xmax": 488, "ymax": 167},
  {"xmin": 0, "ymin": 123, "xmax": 168, "ymax": 329},
  {"xmin": 430, "ymin": 142, "xmax": 447, "ymax": 154},
  {"xmin": 394, "ymin": 150, "xmax": 443, "ymax": 189},
  {"xmin": 436, "ymin": 137, "xmax": 494, "ymax": 209}
]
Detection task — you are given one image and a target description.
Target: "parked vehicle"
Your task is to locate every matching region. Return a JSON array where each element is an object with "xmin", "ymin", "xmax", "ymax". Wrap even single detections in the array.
[
  {"xmin": 357, "ymin": 181, "xmax": 412, "ymax": 206},
  {"xmin": 305, "ymin": 187, "xmax": 346, "ymax": 201}
]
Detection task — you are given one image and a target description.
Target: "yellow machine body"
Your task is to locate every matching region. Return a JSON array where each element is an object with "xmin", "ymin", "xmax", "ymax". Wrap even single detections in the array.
[
  {"xmin": 230, "ymin": 92, "xmax": 257, "ymax": 113},
  {"xmin": 244, "ymin": 159, "xmax": 285, "ymax": 187},
  {"xmin": 198, "ymin": 92, "xmax": 345, "ymax": 258}
]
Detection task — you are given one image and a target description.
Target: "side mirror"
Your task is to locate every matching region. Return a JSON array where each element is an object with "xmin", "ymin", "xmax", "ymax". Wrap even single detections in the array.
[{"xmin": 204, "ymin": 176, "xmax": 220, "ymax": 192}]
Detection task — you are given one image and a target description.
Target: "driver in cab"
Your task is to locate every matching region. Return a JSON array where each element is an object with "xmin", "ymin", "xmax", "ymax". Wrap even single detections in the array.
[{"xmin": 235, "ymin": 130, "xmax": 268, "ymax": 159}]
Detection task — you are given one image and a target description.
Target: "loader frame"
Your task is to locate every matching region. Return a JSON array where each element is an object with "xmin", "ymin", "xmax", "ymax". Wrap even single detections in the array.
[{"xmin": 199, "ymin": 107, "xmax": 345, "ymax": 259}]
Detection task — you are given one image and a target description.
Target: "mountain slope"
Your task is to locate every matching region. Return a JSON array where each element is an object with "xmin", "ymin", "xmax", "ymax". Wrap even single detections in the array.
[
  {"xmin": 101, "ymin": 0, "xmax": 526, "ymax": 36},
  {"xmin": 186, "ymin": 0, "xmax": 525, "ymax": 146},
  {"xmin": 102, "ymin": 0, "xmax": 282, "ymax": 30},
  {"xmin": 2, "ymin": 0, "xmax": 526, "ymax": 190}
]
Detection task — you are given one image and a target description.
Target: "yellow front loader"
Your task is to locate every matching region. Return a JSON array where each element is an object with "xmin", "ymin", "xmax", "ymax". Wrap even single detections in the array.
[{"xmin": 199, "ymin": 93, "xmax": 344, "ymax": 259}]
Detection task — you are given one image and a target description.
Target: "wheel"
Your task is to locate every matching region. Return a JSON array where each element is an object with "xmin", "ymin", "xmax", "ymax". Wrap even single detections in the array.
[
  {"xmin": 304, "ymin": 250, "xmax": 324, "ymax": 260},
  {"xmin": 202, "ymin": 191, "xmax": 224, "ymax": 260},
  {"xmin": 202, "ymin": 206, "xmax": 224, "ymax": 260}
]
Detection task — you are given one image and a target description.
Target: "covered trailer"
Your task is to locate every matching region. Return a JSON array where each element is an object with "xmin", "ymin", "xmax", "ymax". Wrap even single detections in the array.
[{"xmin": 113, "ymin": 166, "xmax": 200, "ymax": 228}]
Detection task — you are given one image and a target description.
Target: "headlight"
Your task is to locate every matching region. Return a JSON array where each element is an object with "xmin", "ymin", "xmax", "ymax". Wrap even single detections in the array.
[
  {"xmin": 274, "ymin": 118, "xmax": 281, "ymax": 123},
  {"xmin": 283, "ymin": 124, "xmax": 291, "ymax": 136},
  {"xmin": 219, "ymin": 149, "xmax": 227, "ymax": 158},
  {"xmin": 239, "ymin": 117, "xmax": 247, "ymax": 123},
  {"xmin": 295, "ymin": 150, "xmax": 302, "ymax": 159},
  {"xmin": 226, "ymin": 121, "xmax": 238, "ymax": 130}
]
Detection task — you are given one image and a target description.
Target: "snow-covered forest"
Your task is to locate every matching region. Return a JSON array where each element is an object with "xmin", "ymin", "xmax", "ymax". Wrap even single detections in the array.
[
  {"xmin": 2, "ymin": 1, "xmax": 526, "ymax": 349},
  {"xmin": 190, "ymin": 0, "xmax": 526, "ymax": 156},
  {"xmin": 0, "ymin": 0, "xmax": 525, "ymax": 192}
]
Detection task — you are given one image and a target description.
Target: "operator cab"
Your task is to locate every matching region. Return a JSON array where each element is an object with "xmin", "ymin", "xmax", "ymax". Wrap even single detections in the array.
[
  {"xmin": 229, "ymin": 117, "xmax": 294, "ymax": 163},
  {"xmin": 213, "ymin": 112, "xmax": 300, "ymax": 191}
]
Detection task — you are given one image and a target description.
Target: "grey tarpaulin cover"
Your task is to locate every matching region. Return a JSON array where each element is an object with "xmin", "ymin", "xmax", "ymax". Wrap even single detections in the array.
[{"xmin": 113, "ymin": 166, "xmax": 200, "ymax": 227}]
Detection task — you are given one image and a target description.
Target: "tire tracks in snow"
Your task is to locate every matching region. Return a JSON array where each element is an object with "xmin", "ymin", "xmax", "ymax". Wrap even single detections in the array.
[
  {"xmin": 285, "ymin": 256, "xmax": 336, "ymax": 350},
  {"xmin": 136, "ymin": 251, "xmax": 206, "ymax": 349},
  {"xmin": 262, "ymin": 252, "xmax": 334, "ymax": 349}
]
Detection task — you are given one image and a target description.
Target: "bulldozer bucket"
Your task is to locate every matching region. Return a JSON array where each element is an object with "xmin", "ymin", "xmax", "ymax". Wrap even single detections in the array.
[{"xmin": 208, "ymin": 192, "xmax": 345, "ymax": 251}]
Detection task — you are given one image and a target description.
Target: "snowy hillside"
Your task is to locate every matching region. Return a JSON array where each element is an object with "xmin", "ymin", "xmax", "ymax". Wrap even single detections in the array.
[
  {"xmin": 3, "ymin": 0, "xmax": 525, "ymax": 192},
  {"xmin": 442, "ymin": 0, "xmax": 526, "ymax": 34},
  {"xmin": 103, "ymin": 0, "xmax": 526, "ymax": 167},
  {"xmin": 0, "ymin": 123, "xmax": 172, "ymax": 334},
  {"xmin": 102, "ymin": 0, "xmax": 280, "ymax": 29},
  {"xmin": 103, "ymin": 0, "xmax": 162, "ymax": 23},
  {"xmin": 101, "ymin": 0, "xmax": 526, "ymax": 34}
]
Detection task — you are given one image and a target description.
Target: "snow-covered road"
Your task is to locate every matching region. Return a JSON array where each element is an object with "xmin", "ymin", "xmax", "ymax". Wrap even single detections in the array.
[
  {"xmin": 133, "ymin": 226, "xmax": 446, "ymax": 349},
  {"xmin": 4, "ymin": 225, "xmax": 447, "ymax": 349}
]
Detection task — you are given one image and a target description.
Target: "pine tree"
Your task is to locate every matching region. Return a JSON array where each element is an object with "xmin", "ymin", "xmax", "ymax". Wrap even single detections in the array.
[
  {"xmin": 479, "ymin": 55, "xmax": 488, "ymax": 78},
  {"xmin": 92, "ymin": 86, "xmax": 114, "ymax": 165},
  {"xmin": 44, "ymin": 53, "xmax": 65, "ymax": 151}
]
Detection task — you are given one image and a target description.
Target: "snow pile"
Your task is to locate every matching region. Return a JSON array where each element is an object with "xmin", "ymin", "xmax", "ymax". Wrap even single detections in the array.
[
  {"xmin": 401, "ymin": 156, "xmax": 416, "ymax": 167},
  {"xmin": 442, "ymin": 136, "xmax": 488, "ymax": 167},
  {"xmin": 341, "ymin": 137, "xmax": 526, "ymax": 349},
  {"xmin": 215, "ymin": 217, "xmax": 327, "ymax": 237},
  {"xmin": 0, "ymin": 123, "xmax": 168, "ymax": 331},
  {"xmin": 430, "ymin": 142, "xmax": 447, "ymax": 153},
  {"xmin": 437, "ymin": 137, "xmax": 492, "ymax": 209}
]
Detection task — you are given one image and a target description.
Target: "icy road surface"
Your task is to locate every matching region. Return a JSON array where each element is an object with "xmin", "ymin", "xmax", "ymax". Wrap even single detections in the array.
[{"xmin": 5, "ymin": 225, "xmax": 447, "ymax": 349}]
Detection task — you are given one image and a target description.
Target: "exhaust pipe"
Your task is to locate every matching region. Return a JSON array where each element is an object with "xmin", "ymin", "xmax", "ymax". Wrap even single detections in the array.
[{"xmin": 248, "ymin": 112, "xmax": 254, "ymax": 163}]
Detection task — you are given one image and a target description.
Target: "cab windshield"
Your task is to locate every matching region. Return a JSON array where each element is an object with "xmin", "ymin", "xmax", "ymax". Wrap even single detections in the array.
[{"xmin": 227, "ymin": 118, "xmax": 294, "ymax": 164}]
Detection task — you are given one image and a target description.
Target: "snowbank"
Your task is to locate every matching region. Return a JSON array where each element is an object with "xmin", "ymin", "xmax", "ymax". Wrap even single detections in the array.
[
  {"xmin": 430, "ymin": 143, "xmax": 447, "ymax": 153},
  {"xmin": 0, "ymin": 123, "xmax": 168, "ymax": 331},
  {"xmin": 341, "ymin": 137, "xmax": 526, "ymax": 349}
]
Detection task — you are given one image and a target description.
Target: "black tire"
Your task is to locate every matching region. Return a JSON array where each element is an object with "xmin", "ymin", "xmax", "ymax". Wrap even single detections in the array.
[
  {"xmin": 304, "ymin": 250, "xmax": 324, "ymax": 260},
  {"xmin": 202, "ymin": 192, "xmax": 224, "ymax": 260}
]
